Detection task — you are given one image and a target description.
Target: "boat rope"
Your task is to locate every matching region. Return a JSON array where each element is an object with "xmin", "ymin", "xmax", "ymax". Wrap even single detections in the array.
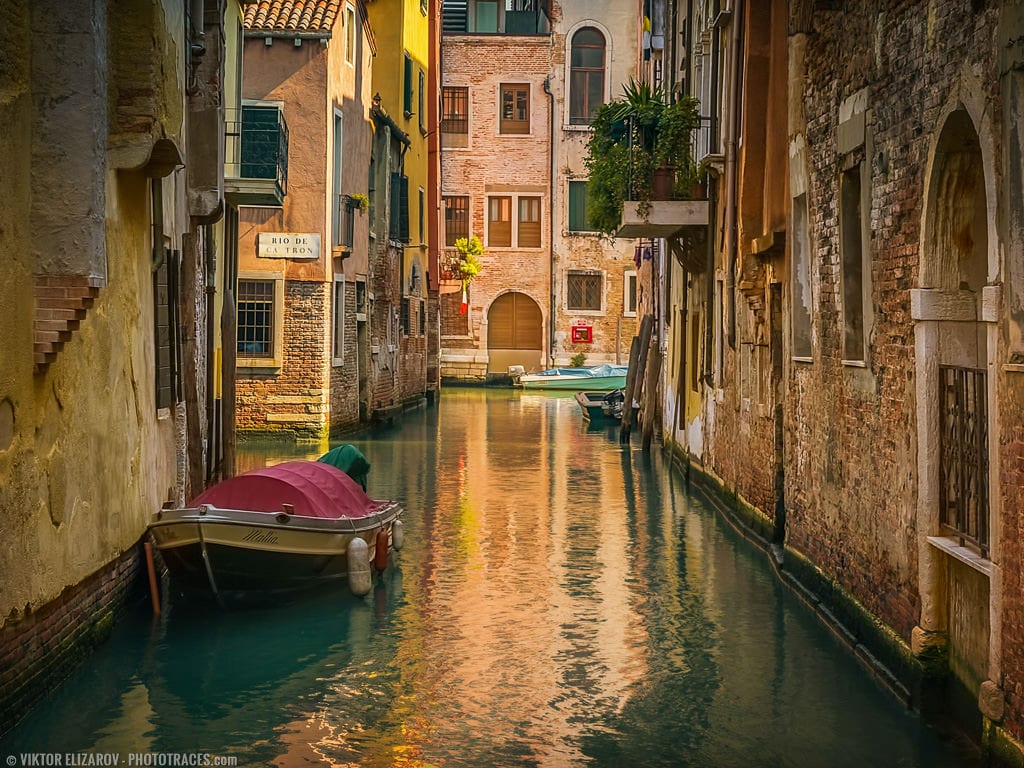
[{"xmin": 197, "ymin": 520, "xmax": 224, "ymax": 608}]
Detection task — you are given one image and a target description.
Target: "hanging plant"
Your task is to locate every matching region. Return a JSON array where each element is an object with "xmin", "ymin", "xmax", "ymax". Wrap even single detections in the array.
[
  {"xmin": 584, "ymin": 79, "xmax": 701, "ymax": 237},
  {"xmin": 346, "ymin": 193, "xmax": 370, "ymax": 213},
  {"xmin": 454, "ymin": 236, "xmax": 483, "ymax": 288}
]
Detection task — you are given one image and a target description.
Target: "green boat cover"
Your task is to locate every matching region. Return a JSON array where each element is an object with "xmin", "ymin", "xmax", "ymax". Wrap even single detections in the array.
[{"xmin": 318, "ymin": 444, "xmax": 371, "ymax": 490}]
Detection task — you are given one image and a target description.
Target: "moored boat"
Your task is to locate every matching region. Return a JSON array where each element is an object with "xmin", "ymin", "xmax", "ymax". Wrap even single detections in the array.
[
  {"xmin": 519, "ymin": 363, "xmax": 628, "ymax": 391},
  {"xmin": 574, "ymin": 390, "xmax": 615, "ymax": 422},
  {"xmin": 148, "ymin": 460, "xmax": 404, "ymax": 603},
  {"xmin": 574, "ymin": 387, "xmax": 638, "ymax": 425}
]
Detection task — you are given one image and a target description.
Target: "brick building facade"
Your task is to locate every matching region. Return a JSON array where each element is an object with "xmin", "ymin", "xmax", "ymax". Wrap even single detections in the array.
[
  {"xmin": 660, "ymin": 0, "xmax": 1024, "ymax": 760},
  {"xmin": 438, "ymin": 1, "xmax": 639, "ymax": 382}
]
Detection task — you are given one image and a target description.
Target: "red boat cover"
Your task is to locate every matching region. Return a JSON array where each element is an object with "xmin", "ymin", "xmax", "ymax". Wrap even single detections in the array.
[{"xmin": 189, "ymin": 460, "xmax": 387, "ymax": 519}]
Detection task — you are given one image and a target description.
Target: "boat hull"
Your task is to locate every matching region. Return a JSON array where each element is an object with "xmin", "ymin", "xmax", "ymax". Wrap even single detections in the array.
[
  {"xmin": 517, "ymin": 364, "xmax": 628, "ymax": 391},
  {"xmin": 574, "ymin": 390, "xmax": 612, "ymax": 421},
  {"xmin": 149, "ymin": 504, "xmax": 402, "ymax": 601},
  {"xmin": 520, "ymin": 374, "xmax": 627, "ymax": 391}
]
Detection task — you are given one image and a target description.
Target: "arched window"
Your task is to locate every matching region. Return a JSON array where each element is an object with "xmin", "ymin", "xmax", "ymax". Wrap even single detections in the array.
[{"xmin": 569, "ymin": 27, "xmax": 605, "ymax": 125}]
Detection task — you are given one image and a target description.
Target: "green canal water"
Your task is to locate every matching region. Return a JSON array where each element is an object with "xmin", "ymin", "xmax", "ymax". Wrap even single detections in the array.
[{"xmin": 3, "ymin": 389, "xmax": 977, "ymax": 767}]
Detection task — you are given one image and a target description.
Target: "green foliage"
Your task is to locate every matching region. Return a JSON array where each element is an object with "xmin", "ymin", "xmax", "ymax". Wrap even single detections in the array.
[
  {"xmin": 346, "ymin": 193, "xmax": 369, "ymax": 212},
  {"xmin": 455, "ymin": 236, "xmax": 483, "ymax": 285},
  {"xmin": 455, "ymin": 235, "xmax": 484, "ymax": 257},
  {"xmin": 570, "ymin": 352, "xmax": 587, "ymax": 367},
  {"xmin": 583, "ymin": 78, "xmax": 702, "ymax": 236}
]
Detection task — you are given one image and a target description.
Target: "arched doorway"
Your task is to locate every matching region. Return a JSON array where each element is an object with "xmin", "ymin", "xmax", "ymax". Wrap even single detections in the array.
[
  {"xmin": 914, "ymin": 107, "xmax": 998, "ymax": 711},
  {"xmin": 487, "ymin": 292, "xmax": 543, "ymax": 374}
]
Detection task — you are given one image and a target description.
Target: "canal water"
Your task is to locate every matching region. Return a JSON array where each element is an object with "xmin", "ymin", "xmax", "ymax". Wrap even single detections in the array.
[{"xmin": 3, "ymin": 389, "xmax": 976, "ymax": 767}]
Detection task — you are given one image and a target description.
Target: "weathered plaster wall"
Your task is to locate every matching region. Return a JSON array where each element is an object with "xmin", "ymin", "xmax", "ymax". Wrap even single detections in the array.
[
  {"xmin": 235, "ymin": 37, "xmax": 331, "ymax": 438},
  {"xmin": 1, "ymin": 1, "xmax": 187, "ymax": 628},
  {"xmin": 327, "ymin": 7, "xmax": 375, "ymax": 433},
  {"xmin": 550, "ymin": 2, "xmax": 639, "ymax": 367}
]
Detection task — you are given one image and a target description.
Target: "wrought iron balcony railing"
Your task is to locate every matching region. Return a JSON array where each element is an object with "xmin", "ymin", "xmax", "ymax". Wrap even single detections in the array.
[
  {"xmin": 225, "ymin": 104, "xmax": 289, "ymax": 206},
  {"xmin": 441, "ymin": 0, "xmax": 550, "ymax": 35},
  {"xmin": 439, "ymin": 248, "xmax": 464, "ymax": 282}
]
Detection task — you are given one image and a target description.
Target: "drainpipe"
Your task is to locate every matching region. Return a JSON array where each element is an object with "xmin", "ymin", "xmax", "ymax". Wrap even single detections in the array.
[
  {"xmin": 544, "ymin": 75, "xmax": 556, "ymax": 368},
  {"xmin": 725, "ymin": 0, "xmax": 743, "ymax": 350},
  {"xmin": 204, "ymin": 225, "xmax": 217, "ymax": 483},
  {"xmin": 704, "ymin": 0, "xmax": 720, "ymax": 383},
  {"xmin": 190, "ymin": 0, "xmax": 206, "ymax": 59}
]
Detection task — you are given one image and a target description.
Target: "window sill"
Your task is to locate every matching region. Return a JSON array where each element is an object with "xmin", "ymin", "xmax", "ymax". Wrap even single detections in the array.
[
  {"xmin": 841, "ymin": 359, "xmax": 867, "ymax": 368},
  {"xmin": 927, "ymin": 536, "xmax": 991, "ymax": 576},
  {"xmin": 791, "ymin": 356, "xmax": 813, "ymax": 364},
  {"xmin": 237, "ymin": 359, "xmax": 282, "ymax": 371}
]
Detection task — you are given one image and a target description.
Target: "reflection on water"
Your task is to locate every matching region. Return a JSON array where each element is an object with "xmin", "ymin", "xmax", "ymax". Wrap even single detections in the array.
[{"xmin": 2, "ymin": 389, "xmax": 974, "ymax": 767}]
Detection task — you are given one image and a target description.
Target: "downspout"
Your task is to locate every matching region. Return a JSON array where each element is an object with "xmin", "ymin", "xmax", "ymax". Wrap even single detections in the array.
[
  {"xmin": 204, "ymin": 225, "xmax": 217, "ymax": 483},
  {"xmin": 704, "ymin": 0, "xmax": 720, "ymax": 383},
  {"xmin": 190, "ymin": 0, "xmax": 206, "ymax": 58},
  {"xmin": 544, "ymin": 75, "xmax": 556, "ymax": 368},
  {"xmin": 725, "ymin": 0, "xmax": 743, "ymax": 350}
]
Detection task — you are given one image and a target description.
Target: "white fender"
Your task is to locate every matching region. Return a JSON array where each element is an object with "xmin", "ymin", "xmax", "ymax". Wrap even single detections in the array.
[
  {"xmin": 347, "ymin": 537, "xmax": 372, "ymax": 596},
  {"xmin": 391, "ymin": 518, "xmax": 405, "ymax": 551}
]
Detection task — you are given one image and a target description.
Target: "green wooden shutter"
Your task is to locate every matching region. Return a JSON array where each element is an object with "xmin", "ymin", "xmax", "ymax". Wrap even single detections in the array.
[{"xmin": 404, "ymin": 55, "xmax": 413, "ymax": 115}]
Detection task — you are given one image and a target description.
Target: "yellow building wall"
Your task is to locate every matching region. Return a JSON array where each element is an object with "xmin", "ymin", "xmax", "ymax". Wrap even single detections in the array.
[
  {"xmin": 366, "ymin": 0, "xmax": 432, "ymax": 292},
  {"xmin": 0, "ymin": 173, "xmax": 181, "ymax": 622},
  {"xmin": 0, "ymin": 1, "xmax": 194, "ymax": 623}
]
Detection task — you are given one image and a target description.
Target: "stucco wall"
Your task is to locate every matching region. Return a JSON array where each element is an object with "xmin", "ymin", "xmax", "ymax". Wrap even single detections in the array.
[
  {"xmin": 1, "ymin": 1, "xmax": 187, "ymax": 626},
  {"xmin": 549, "ymin": 4, "xmax": 640, "ymax": 367}
]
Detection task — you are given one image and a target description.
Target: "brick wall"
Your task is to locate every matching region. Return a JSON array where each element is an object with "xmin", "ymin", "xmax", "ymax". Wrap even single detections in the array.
[
  {"xmin": 784, "ymin": 2, "xmax": 1001, "ymax": 644},
  {"xmin": 1000, "ymin": 378, "xmax": 1024, "ymax": 744},
  {"xmin": 329, "ymin": 280, "xmax": 361, "ymax": 434},
  {"xmin": 440, "ymin": 37, "xmax": 552, "ymax": 376},
  {"xmin": 236, "ymin": 280, "xmax": 330, "ymax": 441},
  {"xmin": 0, "ymin": 546, "xmax": 144, "ymax": 738}
]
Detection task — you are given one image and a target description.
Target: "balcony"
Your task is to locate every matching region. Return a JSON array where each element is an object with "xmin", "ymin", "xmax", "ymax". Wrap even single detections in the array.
[
  {"xmin": 438, "ymin": 248, "xmax": 464, "ymax": 294},
  {"xmin": 333, "ymin": 194, "xmax": 355, "ymax": 254},
  {"xmin": 442, "ymin": 0, "xmax": 550, "ymax": 35},
  {"xmin": 613, "ymin": 116, "xmax": 714, "ymax": 240},
  {"xmin": 225, "ymin": 104, "xmax": 289, "ymax": 207}
]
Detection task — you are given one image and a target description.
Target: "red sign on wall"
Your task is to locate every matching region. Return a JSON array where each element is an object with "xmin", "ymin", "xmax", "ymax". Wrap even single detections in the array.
[{"xmin": 571, "ymin": 325, "xmax": 593, "ymax": 344}]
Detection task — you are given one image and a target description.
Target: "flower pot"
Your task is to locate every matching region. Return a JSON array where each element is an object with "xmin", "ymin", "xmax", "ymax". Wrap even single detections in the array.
[
  {"xmin": 688, "ymin": 181, "xmax": 707, "ymax": 200},
  {"xmin": 652, "ymin": 166, "xmax": 675, "ymax": 200}
]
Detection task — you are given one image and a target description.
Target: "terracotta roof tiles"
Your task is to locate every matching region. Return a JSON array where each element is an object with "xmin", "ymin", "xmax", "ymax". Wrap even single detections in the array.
[{"xmin": 243, "ymin": 0, "xmax": 341, "ymax": 34}]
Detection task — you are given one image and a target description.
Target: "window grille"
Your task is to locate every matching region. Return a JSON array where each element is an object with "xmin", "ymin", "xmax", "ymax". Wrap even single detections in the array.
[
  {"xmin": 939, "ymin": 365, "xmax": 989, "ymax": 557},
  {"xmin": 237, "ymin": 279, "xmax": 275, "ymax": 358},
  {"xmin": 567, "ymin": 271, "xmax": 601, "ymax": 311},
  {"xmin": 441, "ymin": 87, "xmax": 469, "ymax": 134}
]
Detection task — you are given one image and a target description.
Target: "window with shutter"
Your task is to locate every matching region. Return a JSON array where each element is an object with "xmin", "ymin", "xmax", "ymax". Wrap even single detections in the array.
[
  {"xmin": 488, "ymin": 196, "xmax": 512, "ymax": 246},
  {"xmin": 568, "ymin": 181, "xmax": 597, "ymax": 232},
  {"xmin": 499, "ymin": 84, "xmax": 529, "ymax": 134},
  {"xmin": 403, "ymin": 54, "xmax": 413, "ymax": 116},
  {"xmin": 390, "ymin": 172, "xmax": 410, "ymax": 242},
  {"xmin": 518, "ymin": 197, "xmax": 541, "ymax": 247}
]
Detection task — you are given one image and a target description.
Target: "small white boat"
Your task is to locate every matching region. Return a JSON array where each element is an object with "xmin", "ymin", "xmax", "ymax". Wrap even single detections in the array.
[{"xmin": 518, "ymin": 364, "xmax": 628, "ymax": 391}]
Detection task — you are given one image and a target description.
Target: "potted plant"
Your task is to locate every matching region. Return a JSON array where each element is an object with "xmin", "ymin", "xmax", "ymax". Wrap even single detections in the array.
[
  {"xmin": 584, "ymin": 79, "xmax": 701, "ymax": 236},
  {"xmin": 346, "ymin": 193, "xmax": 370, "ymax": 213}
]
